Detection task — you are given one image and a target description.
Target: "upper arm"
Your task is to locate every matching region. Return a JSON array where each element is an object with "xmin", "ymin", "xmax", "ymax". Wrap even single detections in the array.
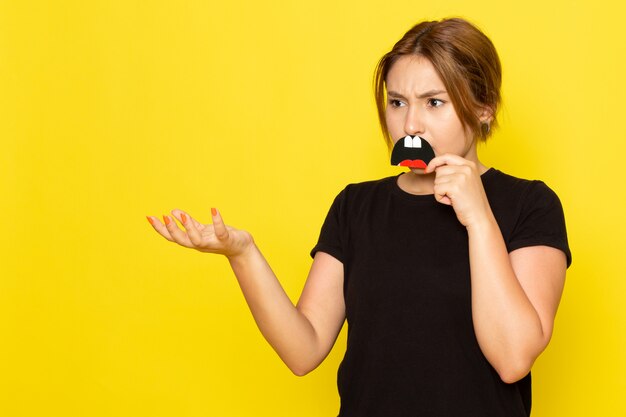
[
  {"xmin": 509, "ymin": 245, "xmax": 567, "ymax": 346},
  {"xmin": 296, "ymin": 251, "xmax": 346, "ymax": 360}
]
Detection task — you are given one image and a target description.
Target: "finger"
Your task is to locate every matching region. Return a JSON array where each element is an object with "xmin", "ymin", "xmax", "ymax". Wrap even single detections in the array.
[
  {"xmin": 170, "ymin": 209, "xmax": 189, "ymax": 227},
  {"xmin": 431, "ymin": 165, "xmax": 459, "ymax": 178},
  {"xmin": 177, "ymin": 211, "xmax": 204, "ymax": 247},
  {"xmin": 437, "ymin": 195, "xmax": 452, "ymax": 205},
  {"xmin": 211, "ymin": 208, "xmax": 229, "ymax": 241},
  {"xmin": 433, "ymin": 184, "xmax": 453, "ymax": 206},
  {"xmin": 434, "ymin": 176, "xmax": 463, "ymax": 195},
  {"xmin": 171, "ymin": 208, "xmax": 205, "ymax": 230},
  {"xmin": 162, "ymin": 215, "xmax": 194, "ymax": 247},
  {"xmin": 433, "ymin": 188, "xmax": 450, "ymax": 204},
  {"xmin": 146, "ymin": 216, "xmax": 175, "ymax": 242},
  {"xmin": 425, "ymin": 155, "xmax": 449, "ymax": 173},
  {"xmin": 426, "ymin": 153, "xmax": 467, "ymax": 173},
  {"xmin": 434, "ymin": 174, "xmax": 454, "ymax": 185},
  {"xmin": 434, "ymin": 167, "xmax": 473, "ymax": 189}
]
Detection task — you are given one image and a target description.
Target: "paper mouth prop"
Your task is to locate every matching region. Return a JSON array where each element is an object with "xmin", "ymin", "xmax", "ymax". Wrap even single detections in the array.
[{"xmin": 390, "ymin": 135, "xmax": 435, "ymax": 169}]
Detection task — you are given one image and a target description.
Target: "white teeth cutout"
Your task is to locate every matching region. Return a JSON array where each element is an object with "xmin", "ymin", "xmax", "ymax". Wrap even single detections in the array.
[{"xmin": 404, "ymin": 135, "xmax": 422, "ymax": 148}]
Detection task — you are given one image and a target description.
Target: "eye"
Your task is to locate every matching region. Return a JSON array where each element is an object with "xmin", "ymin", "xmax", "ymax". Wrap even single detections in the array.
[
  {"xmin": 388, "ymin": 99, "xmax": 405, "ymax": 108},
  {"xmin": 427, "ymin": 98, "xmax": 445, "ymax": 108}
]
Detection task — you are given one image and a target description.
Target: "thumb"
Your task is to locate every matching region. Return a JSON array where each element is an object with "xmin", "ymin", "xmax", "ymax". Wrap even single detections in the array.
[{"xmin": 211, "ymin": 208, "xmax": 229, "ymax": 241}]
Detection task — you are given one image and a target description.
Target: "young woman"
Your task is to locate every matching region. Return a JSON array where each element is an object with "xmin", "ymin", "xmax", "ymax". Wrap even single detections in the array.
[{"xmin": 147, "ymin": 18, "xmax": 571, "ymax": 417}]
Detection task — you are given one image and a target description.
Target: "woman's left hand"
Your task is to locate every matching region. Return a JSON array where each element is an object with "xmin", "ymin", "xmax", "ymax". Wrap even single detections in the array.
[{"xmin": 425, "ymin": 154, "xmax": 492, "ymax": 228}]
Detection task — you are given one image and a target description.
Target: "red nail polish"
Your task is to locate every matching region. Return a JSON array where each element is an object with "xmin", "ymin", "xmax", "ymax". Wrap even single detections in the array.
[
  {"xmin": 181, "ymin": 213, "xmax": 187, "ymax": 223},
  {"xmin": 211, "ymin": 208, "xmax": 217, "ymax": 216},
  {"xmin": 163, "ymin": 215, "xmax": 171, "ymax": 225},
  {"xmin": 146, "ymin": 216, "xmax": 154, "ymax": 225}
]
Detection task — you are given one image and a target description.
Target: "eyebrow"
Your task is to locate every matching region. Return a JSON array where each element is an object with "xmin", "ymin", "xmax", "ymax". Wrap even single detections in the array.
[{"xmin": 387, "ymin": 89, "xmax": 448, "ymax": 99}]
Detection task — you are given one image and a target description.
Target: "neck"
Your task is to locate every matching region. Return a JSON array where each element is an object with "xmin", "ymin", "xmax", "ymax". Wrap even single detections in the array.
[{"xmin": 397, "ymin": 170, "xmax": 436, "ymax": 195}]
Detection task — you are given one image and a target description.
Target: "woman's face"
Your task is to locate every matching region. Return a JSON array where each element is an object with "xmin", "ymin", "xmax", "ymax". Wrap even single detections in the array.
[{"xmin": 385, "ymin": 55, "xmax": 479, "ymax": 167}]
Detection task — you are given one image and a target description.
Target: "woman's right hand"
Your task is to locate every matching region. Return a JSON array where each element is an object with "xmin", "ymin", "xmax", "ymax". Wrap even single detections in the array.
[{"xmin": 147, "ymin": 208, "xmax": 254, "ymax": 259}]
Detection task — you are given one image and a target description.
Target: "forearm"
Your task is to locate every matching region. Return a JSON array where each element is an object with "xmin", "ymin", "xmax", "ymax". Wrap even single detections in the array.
[
  {"xmin": 227, "ymin": 243, "xmax": 322, "ymax": 375},
  {"xmin": 467, "ymin": 215, "xmax": 546, "ymax": 383}
]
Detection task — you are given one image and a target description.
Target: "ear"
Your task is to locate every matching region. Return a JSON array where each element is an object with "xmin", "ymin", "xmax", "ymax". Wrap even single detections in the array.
[{"xmin": 477, "ymin": 106, "xmax": 494, "ymax": 124}]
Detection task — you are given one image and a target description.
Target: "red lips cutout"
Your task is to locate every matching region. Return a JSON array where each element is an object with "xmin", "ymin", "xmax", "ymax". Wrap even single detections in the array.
[{"xmin": 398, "ymin": 160, "xmax": 427, "ymax": 168}]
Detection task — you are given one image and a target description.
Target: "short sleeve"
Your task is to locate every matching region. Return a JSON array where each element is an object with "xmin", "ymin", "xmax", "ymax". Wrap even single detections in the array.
[
  {"xmin": 310, "ymin": 189, "xmax": 346, "ymax": 263},
  {"xmin": 508, "ymin": 181, "xmax": 572, "ymax": 267}
]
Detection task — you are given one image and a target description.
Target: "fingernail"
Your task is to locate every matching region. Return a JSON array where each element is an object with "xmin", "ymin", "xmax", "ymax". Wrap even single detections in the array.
[
  {"xmin": 181, "ymin": 213, "xmax": 187, "ymax": 223},
  {"xmin": 163, "ymin": 215, "xmax": 171, "ymax": 225},
  {"xmin": 146, "ymin": 216, "xmax": 154, "ymax": 225},
  {"xmin": 211, "ymin": 208, "xmax": 217, "ymax": 216}
]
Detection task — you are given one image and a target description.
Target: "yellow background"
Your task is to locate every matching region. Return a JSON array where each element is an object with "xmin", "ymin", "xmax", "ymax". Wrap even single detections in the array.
[{"xmin": 1, "ymin": 0, "xmax": 624, "ymax": 416}]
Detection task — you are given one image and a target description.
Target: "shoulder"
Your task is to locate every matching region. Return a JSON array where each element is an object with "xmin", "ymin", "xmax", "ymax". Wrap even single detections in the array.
[
  {"xmin": 483, "ymin": 168, "xmax": 562, "ymax": 209},
  {"xmin": 485, "ymin": 169, "xmax": 571, "ymax": 266},
  {"xmin": 311, "ymin": 176, "xmax": 398, "ymax": 260},
  {"xmin": 483, "ymin": 168, "xmax": 539, "ymax": 192},
  {"xmin": 334, "ymin": 175, "xmax": 398, "ymax": 205},
  {"xmin": 321, "ymin": 175, "xmax": 399, "ymax": 229}
]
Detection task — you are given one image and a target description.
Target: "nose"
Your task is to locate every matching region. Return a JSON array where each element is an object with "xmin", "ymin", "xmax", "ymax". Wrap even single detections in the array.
[{"xmin": 404, "ymin": 106, "xmax": 424, "ymax": 136}]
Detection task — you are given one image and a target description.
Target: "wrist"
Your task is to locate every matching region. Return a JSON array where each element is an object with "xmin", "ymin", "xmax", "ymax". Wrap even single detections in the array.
[
  {"xmin": 226, "ymin": 236, "xmax": 257, "ymax": 264},
  {"xmin": 465, "ymin": 210, "xmax": 498, "ymax": 235}
]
